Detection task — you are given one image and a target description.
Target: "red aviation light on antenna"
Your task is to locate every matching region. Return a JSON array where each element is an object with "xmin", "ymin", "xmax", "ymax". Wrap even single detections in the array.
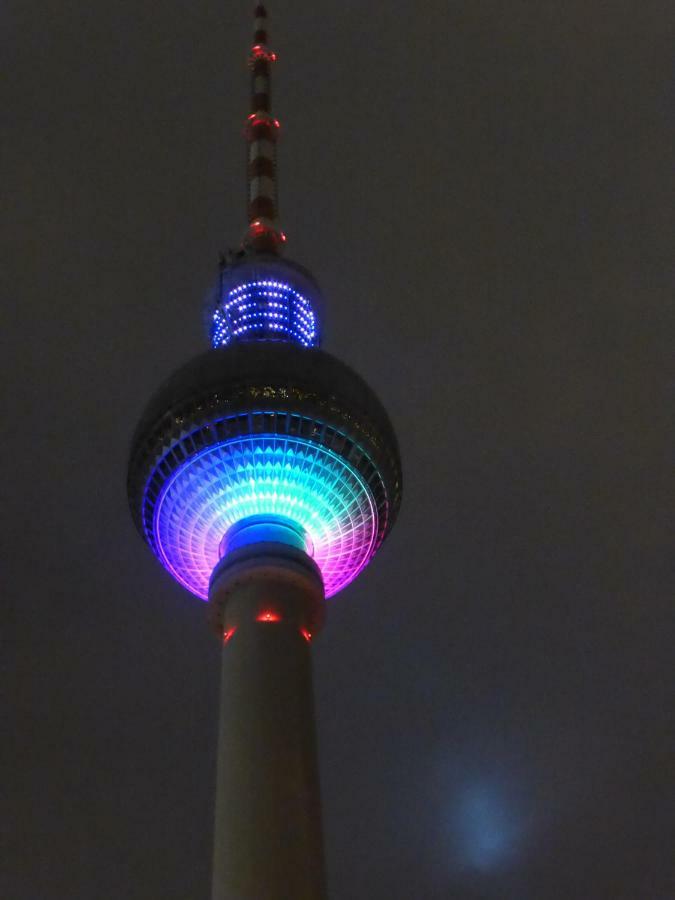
[
  {"xmin": 245, "ymin": 220, "xmax": 286, "ymax": 249},
  {"xmin": 246, "ymin": 113, "xmax": 280, "ymax": 131},
  {"xmin": 249, "ymin": 45, "xmax": 277, "ymax": 65}
]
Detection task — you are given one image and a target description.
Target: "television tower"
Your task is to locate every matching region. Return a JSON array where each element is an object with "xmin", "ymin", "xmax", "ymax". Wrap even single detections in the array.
[{"xmin": 127, "ymin": 6, "xmax": 402, "ymax": 899}]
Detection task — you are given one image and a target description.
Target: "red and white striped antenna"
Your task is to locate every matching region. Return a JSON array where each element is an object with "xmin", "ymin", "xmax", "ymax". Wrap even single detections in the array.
[{"xmin": 243, "ymin": 4, "xmax": 286, "ymax": 254}]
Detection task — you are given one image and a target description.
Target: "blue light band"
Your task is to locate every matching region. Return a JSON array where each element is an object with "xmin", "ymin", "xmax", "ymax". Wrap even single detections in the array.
[{"xmin": 211, "ymin": 279, "xmax": 319, "ymax": 348}]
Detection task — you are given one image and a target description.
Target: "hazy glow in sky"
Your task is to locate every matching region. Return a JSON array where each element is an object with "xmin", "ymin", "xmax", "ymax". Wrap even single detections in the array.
[
  {"xmin": 432, "ymin": 768, "xmax": 530, "ymax": 878},
  {"xmin": 455, "ymin": 784, "xmax": 522, "ymax": 869}
]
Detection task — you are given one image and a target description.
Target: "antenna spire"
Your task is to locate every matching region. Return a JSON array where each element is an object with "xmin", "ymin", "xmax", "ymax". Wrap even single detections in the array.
[{"xmin": 244, "ymin": 4, "xmax": 285, "ymax": 254}]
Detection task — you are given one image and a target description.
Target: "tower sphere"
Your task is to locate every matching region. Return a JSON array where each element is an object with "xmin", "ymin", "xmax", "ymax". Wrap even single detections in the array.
[
  {"xmin": 127, "ymin": 3, "xmax": 402, "ymax": 608},
  {"xmin": 127, "ymin": 339, "xmax": 401, "ymax": 600}
]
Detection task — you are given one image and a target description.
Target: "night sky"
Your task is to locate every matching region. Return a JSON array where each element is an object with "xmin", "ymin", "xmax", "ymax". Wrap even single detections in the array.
[{"xmin": 4, "ymin": 2, "xmax": 674, "ymax": 898}]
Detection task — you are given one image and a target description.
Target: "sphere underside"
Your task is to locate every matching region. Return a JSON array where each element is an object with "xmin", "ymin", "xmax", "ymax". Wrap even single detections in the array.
[
  {"xmin": 155, "ymin": 434, "xmax": 376, "ymax": 598},
  {"xmin": 128, "ymin": 344, "xmax": 401, "ymax": 601}
]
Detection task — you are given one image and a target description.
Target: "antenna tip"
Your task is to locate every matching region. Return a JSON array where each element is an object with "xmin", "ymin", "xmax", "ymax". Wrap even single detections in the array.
[{"xmin": 254, "ymin": 4, "xmax": 267, "ymax": 17}]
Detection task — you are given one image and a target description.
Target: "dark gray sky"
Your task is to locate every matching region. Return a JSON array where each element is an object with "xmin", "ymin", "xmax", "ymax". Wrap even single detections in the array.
[{"xmin": 3, "ymin": 1, "xmax": 674, "ymax": 898}]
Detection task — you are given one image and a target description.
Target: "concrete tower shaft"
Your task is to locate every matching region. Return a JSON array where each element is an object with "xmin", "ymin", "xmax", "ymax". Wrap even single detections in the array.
[{"xmin": 209, "ymin": 529, "xmax": 326, "ymax": 899}]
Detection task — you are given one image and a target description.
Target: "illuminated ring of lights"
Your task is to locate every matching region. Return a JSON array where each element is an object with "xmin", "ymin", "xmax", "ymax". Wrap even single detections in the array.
[
  {"xmin": 152, "ymin": 434, "xmax": 378, "ymax": 600},
  {"xmin": 211, "ymin": 279, "xmax": 319, "ymax": 349}
]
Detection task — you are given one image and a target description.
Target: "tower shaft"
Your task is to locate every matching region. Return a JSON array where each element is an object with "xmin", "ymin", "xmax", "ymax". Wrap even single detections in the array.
[{"xmin": 209, "ymin": 537, "xmax": 327, "ymax": 900}]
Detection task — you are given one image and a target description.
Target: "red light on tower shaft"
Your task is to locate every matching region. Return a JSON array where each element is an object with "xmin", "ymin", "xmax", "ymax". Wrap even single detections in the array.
[{"xmin": 256, "ymin": 609, "xmax": 282, "ymax": 623}]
